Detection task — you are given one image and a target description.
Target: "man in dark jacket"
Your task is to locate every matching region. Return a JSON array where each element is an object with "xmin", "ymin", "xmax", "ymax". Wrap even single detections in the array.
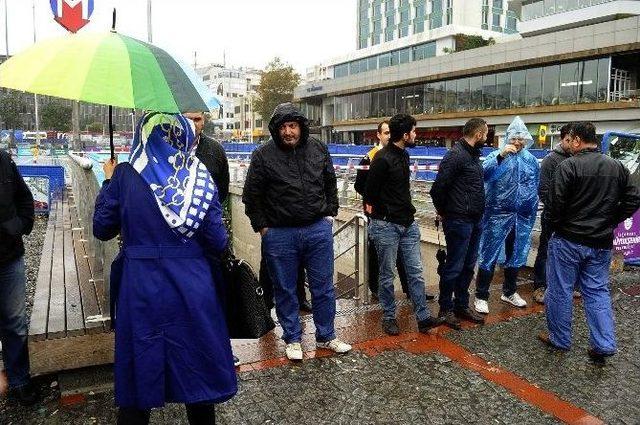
[
  {"xmin": 541, "ymin": 122, "xmax": 640, "ymax": 363},
  {"xmin": 532, "ymin": 123, "xmax": 573, "ymax": 304},
  {"xmin": 242, "ymin": 103, "xmax": 351, "ymax": 361},
  {"xmin": 365, "ymin": 114, "xmax": 443, "ymax": 336},
  {"xmin": 429, "ymin": 118, "xmax": 487, "ymax": 329},
  {"xmin": 354, "ymin": 120, "xmax": 414, "ymax": 300},
  {"xmin": 0, "ymin": 149, "xmax": 38, "ymax": 405}
]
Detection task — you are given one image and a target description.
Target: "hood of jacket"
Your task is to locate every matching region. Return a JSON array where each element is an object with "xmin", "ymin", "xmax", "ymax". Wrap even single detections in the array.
[{"xmin": 268, "ymin": 103, "xmax": 310, "ymax": 149}]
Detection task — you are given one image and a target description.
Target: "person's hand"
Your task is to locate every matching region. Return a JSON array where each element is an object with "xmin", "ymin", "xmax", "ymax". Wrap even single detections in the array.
[
  {"xmin": 500, "ymin": 144, "xmax": 518, "ymax": 158},
  {"xmin": 259, "ymin": 227, "xmax": 269, "ymax": 237},
  {"xmin": 103, "ymin": 157, "xmax": 118, "ymax": 179}
]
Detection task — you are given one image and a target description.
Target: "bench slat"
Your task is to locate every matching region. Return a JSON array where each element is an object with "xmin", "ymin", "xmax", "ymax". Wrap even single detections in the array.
[
  {"xmin": 28, "ymin": 205, "xmax": 57, "ymax": 341},
  {"xmin": 47, "ymin": 200, "xmax": 67, "ymax": 339},
  {"xmin": 63, "ymin": 200, "xmax": 85, "ymax": 337},
  {"xmin": 69, "ymin": 195, "xmax": 104, "ymax": 334}
]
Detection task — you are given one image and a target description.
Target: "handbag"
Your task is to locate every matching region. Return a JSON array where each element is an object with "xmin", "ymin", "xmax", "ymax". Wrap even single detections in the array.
[{"xmin": 220, "ymin": 252, "xmax": 275, "ymax": 339}]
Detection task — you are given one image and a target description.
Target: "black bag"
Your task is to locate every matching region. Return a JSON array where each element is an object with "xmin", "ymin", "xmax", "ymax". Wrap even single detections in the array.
[
  {"xmin": 221, "ymin": 253, "xmax": 275, "ymax": 339},
  {"xmin": 435, "ymin": 218, "xmax": 447, "ymax": 276}
]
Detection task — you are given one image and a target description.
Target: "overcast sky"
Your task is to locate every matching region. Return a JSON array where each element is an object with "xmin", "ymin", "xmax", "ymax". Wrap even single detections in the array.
[{"xmin": 1, "ymin": 0, "xmax": 356, "ymax": 72}]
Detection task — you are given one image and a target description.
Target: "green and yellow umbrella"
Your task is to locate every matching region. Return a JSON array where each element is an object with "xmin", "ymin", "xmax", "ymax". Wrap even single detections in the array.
[{"xmin": 0, "ymin": 29, "xmax": 220, "ymax": 156}]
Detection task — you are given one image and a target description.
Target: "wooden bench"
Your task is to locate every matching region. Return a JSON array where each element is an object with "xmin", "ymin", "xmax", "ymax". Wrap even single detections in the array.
[{"xmin": 28, "ymin": 187, "xmax": 114, "ymax": 375}]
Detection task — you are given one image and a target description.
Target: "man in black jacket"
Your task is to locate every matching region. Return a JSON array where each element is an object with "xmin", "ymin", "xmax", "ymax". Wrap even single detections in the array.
[
  {"xmin": 532, "ymin": 123, "xmax": 573, "ymax": 304},
  {"xmin": 541, "ymin": 122, "xmax": 640, "ymax": 363},
  {"xmin": 365, "ymin": 114, "xmax": 443, "ymax": 336},
  {"xmin": 0, "ymin": 149, "xmax": 39, "ymax": 405},
  {"xmin": 429, "ymin": 118, "xmax": 488, "ymax": 329},
  {"xmin": 243, "ymin": 103, "xmax": 351, "ymax": 361}
]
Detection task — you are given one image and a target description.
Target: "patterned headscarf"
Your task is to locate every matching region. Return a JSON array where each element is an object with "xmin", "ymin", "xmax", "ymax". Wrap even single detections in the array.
[{"xmin": 129, "ymin": 112, "xmax": 216, "ymax": 240}]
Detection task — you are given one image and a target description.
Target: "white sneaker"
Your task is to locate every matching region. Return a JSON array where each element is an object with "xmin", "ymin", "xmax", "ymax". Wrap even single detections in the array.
[
  {"xmin": 285, "ymin": 342, "xmax": 303, "ymax": 361},
  {"xmin": 501, "ymin": 292, "xmax": 527, "ymax": 308},
  {"xmin": 474, "ymin": 298, "xmax": 489, "ymax": 314},
  {"xmin": 317, "ymin": 338, "xmax": 352, "ymax": 354}
]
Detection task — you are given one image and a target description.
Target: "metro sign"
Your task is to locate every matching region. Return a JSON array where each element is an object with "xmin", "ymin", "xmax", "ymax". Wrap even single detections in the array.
[{"xmin": 50, "ymin": 0, "xmax": 94, "ymax": 33}]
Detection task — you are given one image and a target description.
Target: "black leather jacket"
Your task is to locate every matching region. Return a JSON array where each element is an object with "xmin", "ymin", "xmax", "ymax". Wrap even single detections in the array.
[{"xmin": 549, "ymin": 148, "xmax": 640, "ymax": 249}]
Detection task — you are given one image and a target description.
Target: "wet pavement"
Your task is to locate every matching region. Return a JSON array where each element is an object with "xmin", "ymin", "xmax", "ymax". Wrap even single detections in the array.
[{"xmin": 1, "ymin": 270, "xmax": 639, "ymax": 424}]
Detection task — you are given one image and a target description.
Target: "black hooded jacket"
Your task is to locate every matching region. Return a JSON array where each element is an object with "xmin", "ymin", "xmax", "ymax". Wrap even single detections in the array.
[
  {"xmin": 242, "ymin": 103, "xmax": 338, "ymax": 232},
  {"xmin": 0, "ymin": 149, "xmax": 34, "ymax": 266}
]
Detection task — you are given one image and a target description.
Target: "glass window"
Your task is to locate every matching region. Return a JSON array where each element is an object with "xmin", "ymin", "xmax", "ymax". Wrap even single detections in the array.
[
  {"xmin": 410, "ymin": 85, "xmax": 424, "ymax": 114},
  {"xmin": 399, "ymin": 48, "xmax": 411, "ymax": 64},
  {"xmin": 434, "ymin": 81, "xmax": 446, "ymax": 113},
  {"xmin": 424, "ymin": 83, "xmax": 435, "ymax": 114},
  {"xmin": 334, "ymin": 97, "xmax": 342, "ymax": 121},
  {"xmin": 525, "ymin": 67, "xmax": 543, "ymax": 107},
  {"xmin": 353, "ymin": 94, "xmax": 363, "ymax": 119},
  {"xmin": 597, "ymin": 57, "xmax": 610, "ymax": 102},
  {"xmin": 560, "ymin": 62, "xmax": 581, "ymax": 104},
  {"xmin": 496, "ymin": 72, "xmax": 511, "ymax": 109},
  {"xmin": 335, "ymin": 63, "xmax": 349, "ymax": 78},
  {"xmin": 370, "ymin": 91, "xmax": 380, "ymax": 117},
  {"xmin": 544, "ymin": 0, "xmax": 555, "ymax": 15},
  {"xmin": 522, "ymin": 0, "xmax": 543, "ymax": 20},
  {"xmin": 368, "ymin": 56, "xmax": 378, "ymax": 71},
  {"xmin": 578, "ymin": 59, "xmax": 598, "ymax": 103},
  {"xmin": 483, "ymin": 74, "xmax": 496, "ymax": 109},
  {"xmin": 510, "ymin": 70, "xmax": 526, "ymax": 108},
  {"xmin": 445, "ymin": 80, "xmax": 457, "ymax": 112},
  {"xmin": 390, "ymin": 50, "xmax": 400, "ymax": 66},
  {"xmin": 400, "ymin": 10, "xmax": 410, "ymax": 22},
  {"xmin": 399, "ymin": 26, "xmax": 409, "ymax": 37},
  {"xmin": 385, "ymin": 28, "xmax": 395, "ymax": 42},
  {"xmin": 542, "ymin": 65, "xmax": 560, "ymax": 105},
  {"xmin": 470, "ymin": 76, "xmax": 483, "ymax": 111},
  {"xmin": 387, "ymin": 89, "xmax": 398, "ymax": 116},
  {"xmin": 359, "ymin": 38, "xmax": 368, "ymax": 49},
  {"xmin": 413, "ymin": 42, "xmax": 436, "ymax": 61},
  {"xmin": 555, "ymin": 0, "xmax": 568, "ymax": 13},
  {"xmin": 379, "ymin": 53, "xmax": 391, "ymax": 68},
  {"xmin": 457, "ymin": 78, "xmax": 470, "ymax": 112},
  {"xmin": 386, "ymin": 0, "xmax": 394, "ymax": 13},
  {"xmin": 349, "ymin": 61, "xmax": 360, "ymax": 75},
  {"xmin": 414, "ymin": 19, "xmax": 425, "ymax": 33},
  {"xmin": 430, "ymin": 13, "xmax": 443, "ymax": 29}
]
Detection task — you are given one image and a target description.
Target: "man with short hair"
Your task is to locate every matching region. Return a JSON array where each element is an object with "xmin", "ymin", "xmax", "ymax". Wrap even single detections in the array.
[
  {"xmin": 540, "ymin": 122, "xmax": 640, "ymax": 364},
  {"xmin": 0, "ymin": 148, "xmax": 38, "ymax": 406},
  {"xmin": 243, "ymin": 103, "xmax": 351, "ymax": 361},
  {"xmin": 430, "ymin": 118, "xmax": 488, "ymax": 329},
  {"xmin": 354, "ymin": 120, "xmax": 414, "ymax": 300},
  {"xmin": 365, "ymin": 114, "xmax": 443, "ymax": 336},
  {"xmin": 532, "ymin": 123, "xmax": 573, "ymax": 304}
]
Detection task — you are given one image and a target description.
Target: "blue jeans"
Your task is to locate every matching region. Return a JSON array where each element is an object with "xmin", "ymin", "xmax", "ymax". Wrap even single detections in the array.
[
  {"xmin": 262, "ymin": 219, "xmax": 336, "ymax": 344},
  {"xmin": 0, "ymin": 256, "xmax": 31, "ymax": 389},
  {"xmin": 546, "ymin": 236, "xmax": 616, "ymax": 354},
  {"xmin": 369, "ymin": 219, "xmax": 431, "ymax": 322},
  {"xmin": 439, "ymin": 219, "xmax": 482, "ymax": 312}
]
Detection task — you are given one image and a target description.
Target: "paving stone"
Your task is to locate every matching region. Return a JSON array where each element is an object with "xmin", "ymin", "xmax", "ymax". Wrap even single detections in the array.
[{"xmin": 447, "ymin": 270, "xmax": 640, "ymax": 425}]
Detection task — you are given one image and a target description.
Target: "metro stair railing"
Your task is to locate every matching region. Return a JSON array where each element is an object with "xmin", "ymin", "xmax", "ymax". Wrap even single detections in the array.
[{"xmin": 330, "ymin": 212, "xmax": 372, "ymax": 304}]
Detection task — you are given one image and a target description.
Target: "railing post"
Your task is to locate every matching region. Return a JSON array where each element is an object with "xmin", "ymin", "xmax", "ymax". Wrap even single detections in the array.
[
  {"xmin": 362, "ymin": 215, "xmax": 370, "ymax": 305},
  {"xmin": 353, "ymin": 215, "xmax": 360, "ymax": 301}
]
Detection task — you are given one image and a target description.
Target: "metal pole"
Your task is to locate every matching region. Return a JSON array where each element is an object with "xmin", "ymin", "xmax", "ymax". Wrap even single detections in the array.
[
  {"xmin": 147, "ymin": 0, "xmax": 152, "ymax": 43},
  {"xmin": 32, "ymin": 0, "xmax": 40, "ymax": 147},
  {"xmin": 4, "ymin": 0, "xmax": 9, "ymax": 59},
  {"xmin": 354, "ymin": 216, "xmax": 360, "ymax": 301},
  {"xmin": 362, "ymin": 215, "xmax": 370, "ymax": 305}
]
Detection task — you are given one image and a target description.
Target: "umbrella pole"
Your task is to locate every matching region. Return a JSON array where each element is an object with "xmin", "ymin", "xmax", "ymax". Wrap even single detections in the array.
[{"xmin": 109, "ymin": 105, "xmax": 114, "ymax": 160}]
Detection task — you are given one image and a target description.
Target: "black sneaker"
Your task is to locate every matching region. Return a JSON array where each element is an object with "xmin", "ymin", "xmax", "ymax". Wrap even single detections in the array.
[
  {"xmin": 454, "ymin": 307, "xmax": 485, "ymax": 324},
  {"xmin": 587, "ymin": 348, "xmax": 615, "ymax": 365},
  {"xmin": 418, "ymin": 316, "xmax": 445, "ymax": 333},
  {"xmin": 438, "ymin": 310, "xmax": 461, "ymax": 330},
  {"xmin": 425, "ymin": 293, "xmax": 435, "ymax": 301},
  {"xmin": 382, "ymin": 318, "xmax": 400, "ymax": 336},
  {"xmin": 9, "ymin": 381, "xmax": 40, "ymax": 406}
]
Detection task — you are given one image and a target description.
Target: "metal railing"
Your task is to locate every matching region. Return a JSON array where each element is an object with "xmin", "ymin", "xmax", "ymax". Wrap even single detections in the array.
[{"xmin": 331, "ymin": 213, "xmax": 371, "ymax": 304}]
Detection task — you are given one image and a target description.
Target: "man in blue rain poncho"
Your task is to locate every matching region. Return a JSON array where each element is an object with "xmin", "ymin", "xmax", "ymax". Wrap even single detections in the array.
[{"xmin": 474, "ymin": 116, "xmax": 540, "ymax": 314}]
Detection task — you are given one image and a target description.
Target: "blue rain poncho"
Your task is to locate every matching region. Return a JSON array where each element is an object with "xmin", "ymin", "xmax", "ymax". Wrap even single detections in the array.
[{"xmin": 478, "ymin": 116, "xmax": 540, "ymax": 271}]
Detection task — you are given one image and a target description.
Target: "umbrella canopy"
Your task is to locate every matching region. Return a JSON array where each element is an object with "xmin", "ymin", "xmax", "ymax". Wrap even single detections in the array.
[{"xmin": 0, "ymin": 31, "xmax": 220, "ymax": 113}]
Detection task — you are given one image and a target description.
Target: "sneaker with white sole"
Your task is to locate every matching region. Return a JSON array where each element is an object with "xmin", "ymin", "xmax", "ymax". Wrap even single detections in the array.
[
  {"xmin": 285, "ymin": 342, "xmax": 303, "ymax": 361},
  {"xmin": 317, "ymin": 338, "xmax": 352, "ymax": 354},
  {"xmin": 474, "ymin": 298, "xmax": 489, "ymax": 314},
  {"xmin": 501, "ymin": 292, "xmax": 527, "ymax": 308}
]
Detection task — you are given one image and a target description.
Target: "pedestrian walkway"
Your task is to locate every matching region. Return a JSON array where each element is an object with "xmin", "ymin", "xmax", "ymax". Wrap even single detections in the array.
[{"xmin": 1, "ymin": 270, "xmax": 639, "ymax": 424}]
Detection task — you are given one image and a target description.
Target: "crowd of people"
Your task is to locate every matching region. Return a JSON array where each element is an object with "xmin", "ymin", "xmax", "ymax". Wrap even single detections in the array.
[{"xmin": 0, "ymin": 102, "xmax": 638, "ymax": 424}]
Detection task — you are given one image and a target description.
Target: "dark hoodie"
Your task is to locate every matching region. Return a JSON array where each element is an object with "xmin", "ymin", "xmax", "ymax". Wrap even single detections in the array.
[{"xmin": 242, "ymin": 103, "xmax": 338, "ymax": 232}]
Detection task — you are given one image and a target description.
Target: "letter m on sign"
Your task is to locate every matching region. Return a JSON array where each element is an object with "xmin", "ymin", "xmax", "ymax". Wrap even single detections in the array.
[{"xmin": 50, "ymin": 0, "xmax": 94, "ymax": 33}]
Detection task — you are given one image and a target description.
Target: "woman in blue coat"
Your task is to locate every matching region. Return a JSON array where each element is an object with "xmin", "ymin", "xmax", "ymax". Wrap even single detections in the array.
[
  {"xmin": 474, "ymin": 116, "xmax": 540, "ymax": 314},
  {"xmin": 93, "ymin": 112, "xmax": 237, "ymax": 424}
]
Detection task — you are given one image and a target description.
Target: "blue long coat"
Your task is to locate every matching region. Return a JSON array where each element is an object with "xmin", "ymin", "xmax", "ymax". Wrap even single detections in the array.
[
  {"xmin": 478, "ymin": 150, "xmax": 540, "ymax": 271},
  {"xmin": 93, "ymin": 162, "xmax": 237, "ymax": 409}
]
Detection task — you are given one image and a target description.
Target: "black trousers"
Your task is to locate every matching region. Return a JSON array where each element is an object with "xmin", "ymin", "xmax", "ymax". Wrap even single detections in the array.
[
  {"xmin": 367, "ymin": 238, "xmax": 409, "ymax": 296},
  {"xmin": 117, "ymin": 403, "xmax": 215, "ymax": 425}
]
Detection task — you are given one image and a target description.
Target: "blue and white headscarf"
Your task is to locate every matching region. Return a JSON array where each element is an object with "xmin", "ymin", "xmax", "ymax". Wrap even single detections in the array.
[{"xmin": 129, "ymin": 112, "xmax": 216, "ymax": 240}]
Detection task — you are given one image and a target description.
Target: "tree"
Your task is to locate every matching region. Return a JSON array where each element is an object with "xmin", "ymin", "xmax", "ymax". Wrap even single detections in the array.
[
  {"xmin": 254, "ymin": 58, "xmax": 301, "ymax": 127},
  {"xmin": 40, "ymin": 100, "xmax": 72, "ymax": 132},
  {"xmin": 443, "ymin": 34, "xmax": 496, "ymax": 54},
  {"xmin": 87, "ymin": 121, "xmax": 103, "ymax": 133},
  {"xmin": 0, "ymin": 90, "xmax": 26, "ymax": 129}
]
